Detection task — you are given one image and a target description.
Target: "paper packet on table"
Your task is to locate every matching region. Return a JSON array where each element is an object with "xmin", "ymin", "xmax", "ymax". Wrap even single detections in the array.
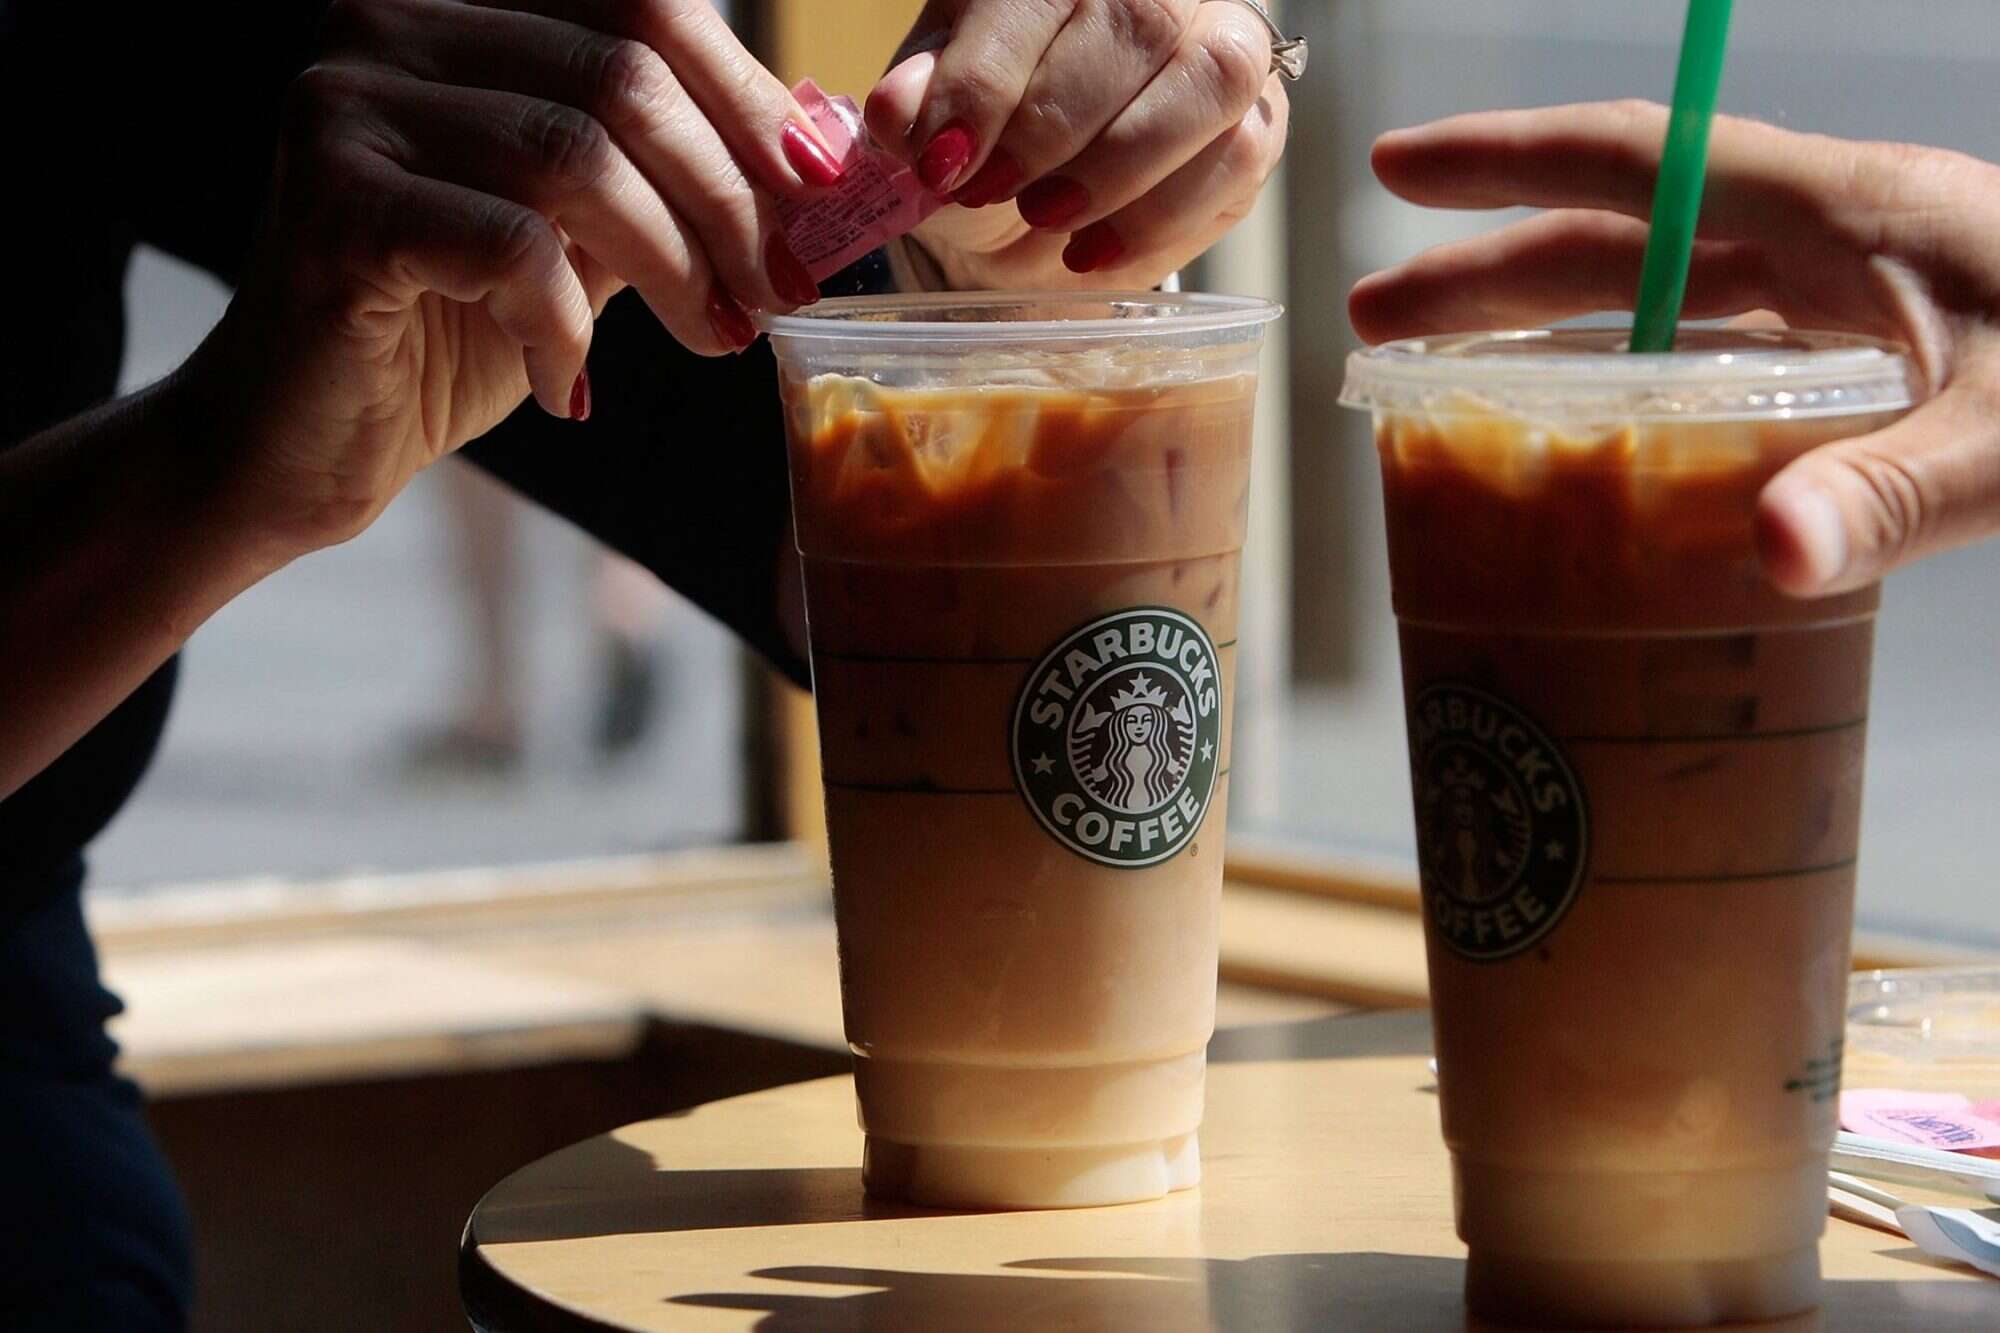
[
  {"xmin": 1841, "ymin": 1089, "xmax": 2000, "ymax": 1157},
  {"xmin": 777, "ymin": 80, "xmax": 949, "ymax": 282}
]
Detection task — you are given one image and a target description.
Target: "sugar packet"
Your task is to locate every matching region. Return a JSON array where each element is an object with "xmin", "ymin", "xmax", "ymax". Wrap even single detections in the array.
[
  {"xmin": 778, "ymin": 80, "xmax": 948, "ymax": 281},
  {"xmin": 1840, "ymin": 1089, "xmax": 2000, "ymax": 1153}
]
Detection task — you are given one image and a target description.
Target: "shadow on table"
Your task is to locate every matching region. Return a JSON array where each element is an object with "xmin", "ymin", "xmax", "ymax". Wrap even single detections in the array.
[
  {"xmin": 472, "ymin": 1137, "xmax": 953, "ymax": 1244},
  {"xmin": 673, "ymin": 1251, "xmax": 1998, "ymax": 1332},
  {"xmin": 1210, "ymin": 1009, "xmax": 1432, "ymax": 1064},
  {"xmin": 674, "ymin": 1252, "xmax": 1468, "ymax": 1332}
]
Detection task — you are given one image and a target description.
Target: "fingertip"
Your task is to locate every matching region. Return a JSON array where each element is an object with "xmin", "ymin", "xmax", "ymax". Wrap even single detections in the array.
[
  {"xmin": 866, "ymin": 50, "xmax": 934, "ymax": 160},
  {"xmin": 1369, "ymin": 126, "xmax": 1423, "ymax": 180},
  {"xmin": 524, "ymin": 347, "xmax": 583, "ymax": 420},
  {"xmin": 1346, "ymin": 269, "xmax": 1404, "ymax": 345},
  {"xmin": 1757, "ymin": 474, "xmax": 1850, "ymax": 597}
]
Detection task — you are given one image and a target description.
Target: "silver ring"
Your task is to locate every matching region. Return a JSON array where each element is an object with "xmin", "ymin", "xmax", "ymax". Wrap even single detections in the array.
[{"xmin": 1214, "ymin": 0, "xmax": 1308, "ymax": 82}]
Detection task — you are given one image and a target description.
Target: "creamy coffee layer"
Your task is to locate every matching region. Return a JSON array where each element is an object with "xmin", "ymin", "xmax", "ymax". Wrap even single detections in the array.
[
  {"xmin": 1377, "ymin": 407, "xmax": 1890, "ymax": 1325},
  {"xmin": 785, "ymin": 370, "xmax": 1259, "ymax": 1207}
]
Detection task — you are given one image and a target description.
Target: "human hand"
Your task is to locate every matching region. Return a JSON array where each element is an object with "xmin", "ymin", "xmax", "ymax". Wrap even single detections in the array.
[
  {"xmin": 865, "ymin": 0, "xmax": 1291, "ymax": 292},
  {"xmin": 1348, "ymin": 101, "xmax": 2000, "ymax": 597},
  {"xmin": 197, "ymin": 0, "xmax": 845, "ymax": 559}
]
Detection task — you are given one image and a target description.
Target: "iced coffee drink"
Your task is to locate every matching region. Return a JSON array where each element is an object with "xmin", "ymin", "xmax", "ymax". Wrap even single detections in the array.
[
  {"xmin": 765, "ymin": 294, "xmax": 1279, "ymax": 1209},
  {"xmin": 1342, "ymin": 329, "xmax": 1916, "ymax": 1326}
]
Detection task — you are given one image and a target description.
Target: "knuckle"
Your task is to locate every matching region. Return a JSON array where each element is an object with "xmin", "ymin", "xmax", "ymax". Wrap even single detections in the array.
[
  {"xmin": 284, "ymin": 63, "xmax": 359, "ymax": 141},
  {"xmin": 1017, "ymin": 86, "xmax": 1083, "ymax": 150},
  {"xmin": 1221, "ymin": 87, "xmax": 1288, "ymax": 179},
  {"xmin": 940, "ymin": 62, "xmax": 1015, "ymax": 119},
  {"xmin": 1108, "ymin": 0, "xmax": 1191, "ymax": 61},
  {"xmin": 1196, "ymin": 16, "xmax": 1271, "ymax": 114},
  {"xmin": 520, "ymin": 102, "xmax": 614, "ymax": 190},
  {"xmin": 1843, "ymin": 447, "xmax": 1932, "ymax": 562},
  {"xmin": 1607, "ymin": 97, "xmax": 1670, "ymax": 128},
  {"xmin": 481, "ymin": 202, "xmax": 556, "ymax": 278},
  {"xmin": 1258, "ymin": 85, "xmax": 1292, "ymax": 166},
  {"xmin": 585, "ymin": 38, "xmax": 678, "ymax": 134},
  {"xmin": 1218, "ymin": 118, "xmax": 1266, "ymax": 182}
]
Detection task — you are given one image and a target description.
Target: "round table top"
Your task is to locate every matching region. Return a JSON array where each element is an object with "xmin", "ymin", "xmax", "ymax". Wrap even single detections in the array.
[{"xmin": 461, "ymin": 1010, "xmax": 1993, "ymax": 1332}]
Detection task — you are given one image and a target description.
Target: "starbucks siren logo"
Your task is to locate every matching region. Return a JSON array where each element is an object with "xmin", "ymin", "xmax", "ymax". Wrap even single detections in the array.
[
  {"xmin": 1410, "ymin": 682, "xmax": 1588, "ymax": 961},
  {"xmin": 1013, "ymin": 608, "xmax": 1223, "ymax": 867}
]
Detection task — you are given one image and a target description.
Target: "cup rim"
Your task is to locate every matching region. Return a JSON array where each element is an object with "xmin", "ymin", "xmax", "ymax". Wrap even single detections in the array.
[
  {"xmin": 760, "ymin": 290, "xmax": 1283, "ymax": 343},
  {"xmin": 1341, "ymin": 327, "xmax": 1920, "ymax": 422}
]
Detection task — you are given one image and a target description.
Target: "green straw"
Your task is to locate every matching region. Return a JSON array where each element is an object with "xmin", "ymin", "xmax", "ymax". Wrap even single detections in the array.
[{"xmin": 1629, "ymin": 0, "xmax": 1734, "ymax": 352}]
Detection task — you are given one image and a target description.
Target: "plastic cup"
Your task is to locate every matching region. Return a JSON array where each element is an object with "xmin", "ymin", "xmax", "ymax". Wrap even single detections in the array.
[
  {"xmin": 764, "ymin": 293, "xmax": 1281, "ymax": 1209},
  {"xmin": 1340, "ymin": 328, "xmax": 1917, "ymax": 1326}
]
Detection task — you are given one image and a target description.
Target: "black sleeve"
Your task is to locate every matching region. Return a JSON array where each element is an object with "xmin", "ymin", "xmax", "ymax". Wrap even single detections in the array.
[{"xmin": 463, "ymin": 290, "xmax": 808, "ymax": 687}]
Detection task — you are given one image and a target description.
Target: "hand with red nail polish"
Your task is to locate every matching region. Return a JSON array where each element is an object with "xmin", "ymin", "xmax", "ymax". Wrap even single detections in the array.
[
  {"xmin": 1017, "ymin": 177, "xmax": 1089, "ymax": 230},
  {"xmin": 952, "ymin": 151, "xmax": 1022, "ymax": 209},
  {"xmin": 917, "ymin": 120, "xmax": 976, "ymax": 195},
  {"xmin": 782, "ymin": 120, "xmax": 845, "ymax": 188},
  {"xmin": 867, "ymin": 0, "xmax": 1293, "ymax": 293},
  {"xmin": 707, "ymin": 290, "xmax": 760, "ymax": 352},
  {"xmin": 766, "ymin": 235, "xmax": 821, "ymax": 308},
  {"xmin": 73, "ymin": 0, "xmax": 882, "ymax": 571},
  {"xmin": 1061, "ymin": 222, "xmax": 1126, "ymax": 275}
]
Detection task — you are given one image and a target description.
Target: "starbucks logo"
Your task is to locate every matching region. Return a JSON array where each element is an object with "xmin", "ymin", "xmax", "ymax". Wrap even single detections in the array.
[
  {"xmin": 1410, "ymin": 683, "xmax": 1588, "ymax": 961},
  {"xmin": 1013, "ymin": 608, "xmax": 1223, "ymax": 868}
]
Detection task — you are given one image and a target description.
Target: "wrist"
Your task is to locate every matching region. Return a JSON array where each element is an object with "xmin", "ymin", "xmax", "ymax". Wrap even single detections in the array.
[{"xmin": 153, "ymin": 330, "xmax": 319, "ymax": 584}]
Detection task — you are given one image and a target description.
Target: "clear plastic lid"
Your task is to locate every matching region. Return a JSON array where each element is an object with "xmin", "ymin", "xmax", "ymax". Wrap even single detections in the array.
[
  {"xmin": 1341, "ymin": 328, "xmax": 1919, "ymax": 423},
  {"xmin": 1849, "ymin": 966, "xmax": 2000, "ymax": 1063},
  {"xmin": 763, "ymin": 292, "xmax": 1281, "ymax": 387},
  {"xmin": 762, "ymin": 291, "xmax": 1280, "ymax": 346}
]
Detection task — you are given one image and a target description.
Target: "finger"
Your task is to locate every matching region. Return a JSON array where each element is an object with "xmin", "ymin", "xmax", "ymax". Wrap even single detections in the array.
[
  {"xmin": 900, "ymin": 0, "xmax": 1077, "ymax": 194},
  {"xmin": 1345, "ymin": 210, "xmax": 1782, "ymax": 344},
  {"xmin": 339, "ymin": 146, "xmax": 593, "ymax": 416},
  {"xmin": 1057, "ymin": 79, "xmax": 1288, "ymax": 278},
  {"xmin": 955, "ymin": 0, "xmax": 1200, "ymax": 210},
  {"xmin": 340, "ymin": 4, "xmax": 818, "ymax": 319},
  {"xmin": 343, "ymin": 66, "xmax": 769, "ymax": 352},
  {"xmin": 864, "ymin": 48, "xmax": 937, "ymax": 161},
  {"xmin": 1369, "ymin": 100, "xmax": 1936, "ymax": 252},
  {"xmin": 469, "ymin": 0, "xmax": 844, "ymax": 193},
  {"xmin": 1012, "ymin": 0, "xmax": 1272, "ymax": 233},
  {"xmin": 1757, "ymin": 378, "xmax": 2000, "ymax": 596}
]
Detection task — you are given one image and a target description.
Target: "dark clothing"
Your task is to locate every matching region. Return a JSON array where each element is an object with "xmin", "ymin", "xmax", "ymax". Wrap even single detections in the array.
[
  {"xmin": 0, "ymin": 871, "xmax": 194, "ymax": 1331},
  {"xmin": 2, "ymin": 2, "xmax": 817, "ymax": 1325}
]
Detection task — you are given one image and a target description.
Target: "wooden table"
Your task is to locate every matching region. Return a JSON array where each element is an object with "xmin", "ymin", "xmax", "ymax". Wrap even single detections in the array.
[{"xmin": 461, "ymin": 1011, "xmax": 1995, "ymax": 1331}]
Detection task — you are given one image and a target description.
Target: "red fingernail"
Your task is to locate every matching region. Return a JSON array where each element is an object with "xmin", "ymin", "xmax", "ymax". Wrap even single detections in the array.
[
  {"xmin": 918, "ymin": 119, "xmax": 976, "ymax": 194},
  {"xmin": 707, "ymin": 288, "xmax": 758, "ymax": 351},
  {"xmin": 1062, "ymin": 222, "xmax": 1126, "ymax": 275},
  {"xmin": 767, "ymin": 234, "xmax": 820, "ymax": 306},
  {"xmin": 781, "ymin": 120, "xmax": 845, "ymax": 188},
  {"xmin": 952, "ymin": 150, "xmax": 1023, "ymax": 208},
  {"xmin": 569, "ymin": 367, "xmax": 592, "ymax": 421},
  {"xmin": 1017, "ymin": 175, "xmax": 1090, "ymax": 229}
]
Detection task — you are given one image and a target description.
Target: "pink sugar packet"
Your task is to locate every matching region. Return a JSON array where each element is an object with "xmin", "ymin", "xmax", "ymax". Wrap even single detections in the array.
[
  {"xmin": 1840, "ymin": 1088, "xmax": 2000, "ymax": 1152},
  {"xmin": 778, "ymin": 80, "xmax": 948, "ymax": 282}
]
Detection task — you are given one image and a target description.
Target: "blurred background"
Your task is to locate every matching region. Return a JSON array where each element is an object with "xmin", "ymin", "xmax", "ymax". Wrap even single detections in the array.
[{"xmin": 99, "ymin": 0, "xmax": 2000, "ymax": 944}]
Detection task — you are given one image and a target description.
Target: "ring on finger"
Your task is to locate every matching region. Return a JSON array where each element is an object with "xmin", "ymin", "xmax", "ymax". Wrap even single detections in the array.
[{"xmin": 1209, "ymin": 0, "xmax": 1308, "ymax": 82}]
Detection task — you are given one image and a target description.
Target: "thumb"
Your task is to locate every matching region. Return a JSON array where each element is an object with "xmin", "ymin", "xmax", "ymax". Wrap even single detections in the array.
[
  {"xmin": 865, "ymin": 0, "xmax": 952, "ymax": 161},
  {"xmin": 864, "ymin": 48, "xmax": 938, "ymax": 163},
  {"xmin": 1757, "ymin": 385, "xmax": 2000, "ymax": 596}
]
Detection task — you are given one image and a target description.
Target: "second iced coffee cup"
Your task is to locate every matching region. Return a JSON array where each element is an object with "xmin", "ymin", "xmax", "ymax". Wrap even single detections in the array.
[
  {"xmin": 765, "ymin": 293, "xmax": 1280, "ymax": 1209},
  {"xmin": 1342, "ymin": 329, "xmax": 1917, "ymax": 1327}
]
